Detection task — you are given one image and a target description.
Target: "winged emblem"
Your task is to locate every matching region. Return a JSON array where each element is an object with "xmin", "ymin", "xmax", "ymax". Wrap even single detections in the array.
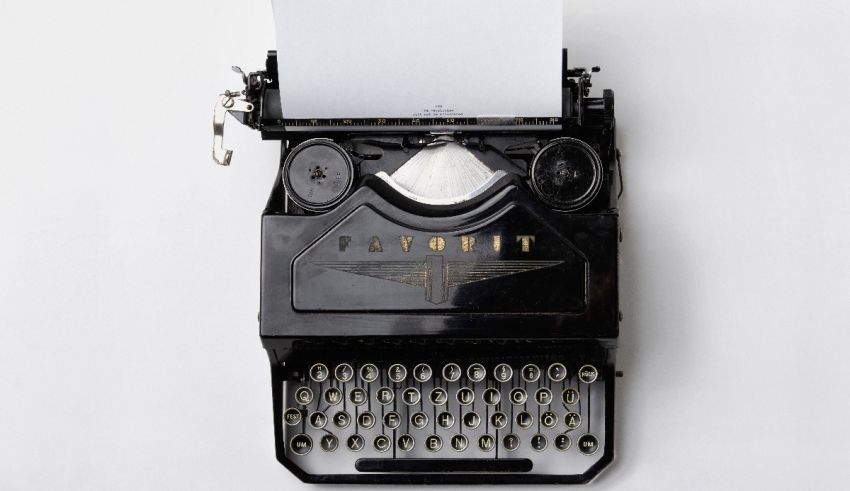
[{"xmin": 314, "ymin": 256, "xmax": 563, "ymax": 304}]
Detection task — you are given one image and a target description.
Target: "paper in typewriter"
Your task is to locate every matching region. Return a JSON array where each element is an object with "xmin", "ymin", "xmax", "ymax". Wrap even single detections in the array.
[{"xmin": 271, "ymin": 0, "xmax": 563, "ymax": 122}]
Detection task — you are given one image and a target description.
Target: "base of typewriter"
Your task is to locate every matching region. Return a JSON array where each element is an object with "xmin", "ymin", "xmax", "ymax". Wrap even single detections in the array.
[{"xmin": 268, "ymin": 340, "xmax": 615, "ymax": 484}]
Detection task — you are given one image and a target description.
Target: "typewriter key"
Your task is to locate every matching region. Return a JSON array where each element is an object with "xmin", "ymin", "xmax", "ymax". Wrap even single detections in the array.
[
  {"xmin": 478, "ymin": 434, "xmax": 496, "ymax": 452},
  {"xmin": 509, "ymin": 388, "xmax": 528, "ymax": 405},
  {"xmin": 308, "ymin": 411, "xmax": 327, "ymax": 429},
  {"xmin": 530, "ymin": 137, "xmax": 603, "ymax": 212},
  {"xmin": 467, "ymin": 363, "xmax": 486, "ymax": 382},
  {"xmin": 333, "ymin": 411, "xmax": 351, "ymax": 429},
  {"xmin": 554, "ymin": 433, "xmax": 572, "ymax": 451},
  {"xmin": 541, "ymin": 411, "xmax": 558, "ymax": 428},
  {"xmin": 282, "ymin": 139, "xmax": 354, "ymax": 212},
  {"xmin": 334, "ymin": 363, "xmax": 353, "ymax": 382},
  {"xmin": 562, "ymin": 388, "xmax": 580, "ymax": 405},
  {"xmin": 284, "ymin": 408, "xmax": 302, "ymax": 426},
  {"xmin": 503, "ymin": 434, "xmax": 520, "ymax": 451},
  {"xmin": 521, "ymin": 364, "xmax": 541, "ymax": 382},
  {"xmin": 443, "ymin": 363, "xmax": 461, "ymax": 382},
  {"xmin": 388, "ymin": 364, "xmax": 407, "ymax": 383},
  {"xmin": 425, "ymin": 435, "xmax": 442, "ymax": 452},
  {"xmin": 578, "ymin": 364, "xmax": 599, "ymax": 384},
  {"xmin": 358, "ymin": 411, "xmax": 376, "ymax": 429},
  {"xmin": 349, "ymin": 387, "xmax": 367, "ymax": 406},
  {"xmin": 450, "ymin": 434, "xmax": 469, "ymax": 452},
  {"xmin": 565, "ymin": 412, "xmax": 582, "ymax": 429},
  {"xmin": 402, "ymin": 387, "xmax": 421, "ymax": 405},
  {"xmin": 429, "ymin": 387, "xmax": 448, "ymax": 406},
  {"xmin": 294, "ymin": 387, "xmax": 313, "ymax": 405},
  {"xmin": 437, "ymin": 411, "xmax": 455, "ymax": 429},
  {"xmin": 482, "ymin": 388, "xmax": 501, "ymax": 406},
  {"xmin": 531, "ymin": 434, "xmax": 548, "ymax": 451},
  {"xmin": 413, "ymin": 363, "xmax": 432, "ymax": 382},
  {"xmin": 346, "ymin": 434, "xmax": 365, "ymax": 452},
  {"xmin": 320, "ymin": 434, "xmax": 338, "ymax": 452},
  {"xmin": 535, "ymin": 388, "xmax": 553, "ymax": 405},
  {"xmin": 463, "ymin": 411, "xmax": 481, "ymax": 429},
  {"xmin": 323, "ymin": 387, "xmax": 342, "ymax": 406},
  {"xmin": 456, "ymin": 387, "xmax": 475, "ymax": 406},
  {"xmin": 376, "ymin": 387, "xmax": 394, "ymax": 405},
  {"xmin": 578, "ymin": 434, "xmax": 599, "ymax": 455},
  {"xmin": 516, "ymin": 411, "xmax": 533, "ymax": 429},
  {"xmin": 398, "ymin": 434, "xmax": 415, "ymax": 452},
  {"xmin": 411, "ymin": 411, "xmax": 429, "ymax": 429},
  {"xmin": 384, "ymin": 411, "xmax": 401, "ymax": 429},
  {"xmin": 290, "ymin": 434, "xmax": 312, "ymax": 455},
  {"xmin": 490, "ymin": 412, "xmax": 508, "ymax": 430},
  {"xmin": 360, "ymin": 363, "xmax": 379, "ymax": 383},
  {"xmin": 548, "ymin": 362, "xmax": 567, "ymax": 382},
  {"xmin": 494, "ymin": 363, "xmax": 513, "ymax": 382},
  {"xmin": 309, "ymin": 363, "xmax": 329, "ymax": 382},
  {"xmin": 373, "ymin": 434, "xmax": 391, "ymax": 453}
]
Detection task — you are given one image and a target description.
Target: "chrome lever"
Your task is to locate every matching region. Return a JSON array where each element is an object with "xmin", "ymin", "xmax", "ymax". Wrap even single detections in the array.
[{"xmin": 212, "ymin": 89, "xmax": 254, "ymax": 166}]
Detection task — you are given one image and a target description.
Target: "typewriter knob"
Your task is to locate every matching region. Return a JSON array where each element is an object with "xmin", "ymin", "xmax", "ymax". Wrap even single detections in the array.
[
  {"xmin": 530, "ymin": 137, "xmax": 603, "ymax": 212},
  {"xmin": 282, "ymin": 139, "xmax": 354, "ymax": 211}
]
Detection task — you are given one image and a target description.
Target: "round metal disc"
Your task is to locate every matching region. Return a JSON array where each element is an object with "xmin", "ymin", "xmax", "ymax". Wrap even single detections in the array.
[
  {"xmin": 282, "ymin": 139, "xmax": 354, "ymax": 211},
  {"xmin": 530, "ymin": 137, "xmax": 603, "ymax": 211}
]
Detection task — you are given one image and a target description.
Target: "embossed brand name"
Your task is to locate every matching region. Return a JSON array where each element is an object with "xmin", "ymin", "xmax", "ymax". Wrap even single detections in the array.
[{"xmin": 337, "ymin": 235, "xmax": 537, "ymax": 253}]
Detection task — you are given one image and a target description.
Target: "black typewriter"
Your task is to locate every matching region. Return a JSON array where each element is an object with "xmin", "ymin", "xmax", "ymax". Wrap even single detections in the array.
[{"xmin": 213, "ymin": 47, "xmax": 621, "ymax": 484}]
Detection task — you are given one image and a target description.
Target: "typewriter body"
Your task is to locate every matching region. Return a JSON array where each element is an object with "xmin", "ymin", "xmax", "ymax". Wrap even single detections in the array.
[{"xmin": 214, "ymin": 48, "xmax": 620, "ymax": 484}]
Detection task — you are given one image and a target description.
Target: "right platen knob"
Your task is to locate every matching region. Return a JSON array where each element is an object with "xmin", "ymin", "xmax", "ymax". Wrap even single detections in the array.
[{"xmin": 530, "ymin": 137, "xmax": 603, "ymax": 211}]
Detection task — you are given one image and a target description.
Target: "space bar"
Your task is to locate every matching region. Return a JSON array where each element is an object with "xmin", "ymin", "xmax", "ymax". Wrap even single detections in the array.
[{"xmin": 355, "ymin": 458, "xmax": 533, "ymax": 473}]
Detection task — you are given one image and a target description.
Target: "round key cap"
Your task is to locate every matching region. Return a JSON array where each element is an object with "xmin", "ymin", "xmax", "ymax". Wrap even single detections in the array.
[
  {"xmin": 516, "ymin": 411, "xmax": 533, "ymax": 429},
  {"xmin": 521, "ymin": 364, "xmax": 541, "ymax": 382},
  {"xmin": 578, "ymin": 434, "xmax": 599, "ymax": 455},
  {"xmin": 429, "ymin": 387, "xmax": 447, "ymax": 406},
  {"xmin": 531, "ymin": 433, "xmax": 547, "ymax": 451},
  {"xmin": 402, "ymin": 387, "xmax": 420, "ymax": 405},
  {"xmin": 308, "ymin": 411, "xmax": 327, "ymax": 429},
  {"xmin": 541, "ymin": 411, "xmax": 558, "ymax": 428},
  {"xmin": 323, "ymin": 387, "xmax": 342, "ymax": 406},
  {"xmin": 334, "ymin": 363, "xmax": 353, "ymax": 382},
  {"xmin": 410, "ymin": 411, "xmax": 428, "ymax": 429},
  {"xmin": 376, "ymin": 386, "xmax": 394, "ymax": 405},
  {"xmin": 397, "ymin": 434, "xmax": 415, "ymax": 452},
  {"xmin": 535, "ymin": 388, "xmax": 553, "ymax": 405},
  {"xmin": 309, "ymin": 363, "xmax": 329, "ymax": 382},
  {"xmin": 290, "ymin": 434, "xmax": 312, "ymax": 455},
  {"xmin": 562, "ymin": 387, "xmax": 579, "ymax": 405},
  {"xmin": 425, "ymin": 434, "xmax": 442, "ymax": 452},
  {"xmin": 320, "ymin": 434, "xmax": 338, "ymax": 452},
  {"xmin": 374, "ymin": 434, "xmax": 391, "ymax": 452},
  {"xmin": 463, "ymin": 411, "xmax": 481, "ymax": 429},
  {"xmin": 358, "ymin": 411, "xmax": 376, "ymax": 429},
  {"xmin": 450, "ymin": 434, "xmax": 469, "ymax": 452},
  {"xmin": 494, "ymin": 363, "xmax": 513, "ymax": 383},
  {"xmin": 384, "ymin": 411, "xmax": 401, "ymax": 429},
  {"xmin": 554, "ymin": 433, "xmax": 572, "ymax": 451},
  {"xmin": 283, "ymin": 408, "xmax": 302, "ymax": 426},
  {"xmin": 456, "ymin": 387, "xmax": 474, "ymax": 406},
  {"xmin": 482, "ymin": 388, "xmax": 501, "ymax": 406},
  {"xmin": 437, "ymin": 411, "xmax": 454, "ymax": 429},
  {"xmin": 467, "ymin": 363, "xmax": 486, "ymax": 382},
  {"xmin": 413, "ymin": 363, "xmax": 432, "ymax": 382},
  {"xmin": 360, "ymin": 363, "xmax": 378, "ymax": 383},
  {"xmin": 443, "ymin": 363, "xmax": 462, "ymax": 382},
  {"xmin": 503, "ymin": 433, "xmax": 520, "ymax": 451},
  {"xmin": 478, "ymin": 434, "xmax": 496, "ymax": 452},
  {"xmin": 490, "ymin": 411, "xmax": 508, "ymax": 430},
  {"xmin": 578, "ymin": 364, "xmax": 598, "ymax": 384},
  {"xmin": 547, "ymin": 362, "xmax": 567, "ymax": 382},
  {"xmin": 388, "ymin": 364, "xmax": 407, "ymax": 383},
  {"xmin": 349, "ymin": 387, "xmax": 367, "ymax": 406},
  {"xmin": 294, "ymin": 387, "xmax": 313, "ymax": 405},
  {"xmin": 347, "ymin": 434, "xmax": 365, "ymax": 452},
  {"xmin": 333, "ymin": 411, "xmax": 351, "ymax": 429},
  {"xmin": 509, "ymin": 388, "xmax": 527, "ymax": 405},
  {"xmin": 565, "ymin": 412, "xmax": 582, "ymax": 429}
]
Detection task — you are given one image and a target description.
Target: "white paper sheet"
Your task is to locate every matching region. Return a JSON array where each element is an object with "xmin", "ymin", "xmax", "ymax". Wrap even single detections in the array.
[{"xmin": 271, "ymin": 0, "xmax": 563, "ymax": 121}]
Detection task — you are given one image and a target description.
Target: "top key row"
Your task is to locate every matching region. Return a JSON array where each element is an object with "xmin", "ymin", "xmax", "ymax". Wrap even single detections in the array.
[{"xmin": 307, "ymin": 363, "xmax": 599, "ymax": 385}]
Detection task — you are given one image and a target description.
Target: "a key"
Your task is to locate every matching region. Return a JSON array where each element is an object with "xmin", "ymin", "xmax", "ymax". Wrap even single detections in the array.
[
  {"xmin": 309, "ymin": 363, "xmax": 329, "ymax": 382},
  {"xmin": 388, "ymin": 363, "xmax": 407, "ymax": 383},
  {"xmin": 290, "ymin": 434, "xmax": 312, "ymax": 455}
]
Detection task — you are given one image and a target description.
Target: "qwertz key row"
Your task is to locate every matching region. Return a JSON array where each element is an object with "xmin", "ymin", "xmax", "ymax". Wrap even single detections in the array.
[{"xmin": 280, "ymin": 361, "xmax": 608, "ymax": 477}]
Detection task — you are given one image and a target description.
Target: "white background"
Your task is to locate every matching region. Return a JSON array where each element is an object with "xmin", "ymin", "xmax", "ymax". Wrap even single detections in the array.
[{"xmin": 1, "ymin": 1, "xmax": 849, "ymax": 489}]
